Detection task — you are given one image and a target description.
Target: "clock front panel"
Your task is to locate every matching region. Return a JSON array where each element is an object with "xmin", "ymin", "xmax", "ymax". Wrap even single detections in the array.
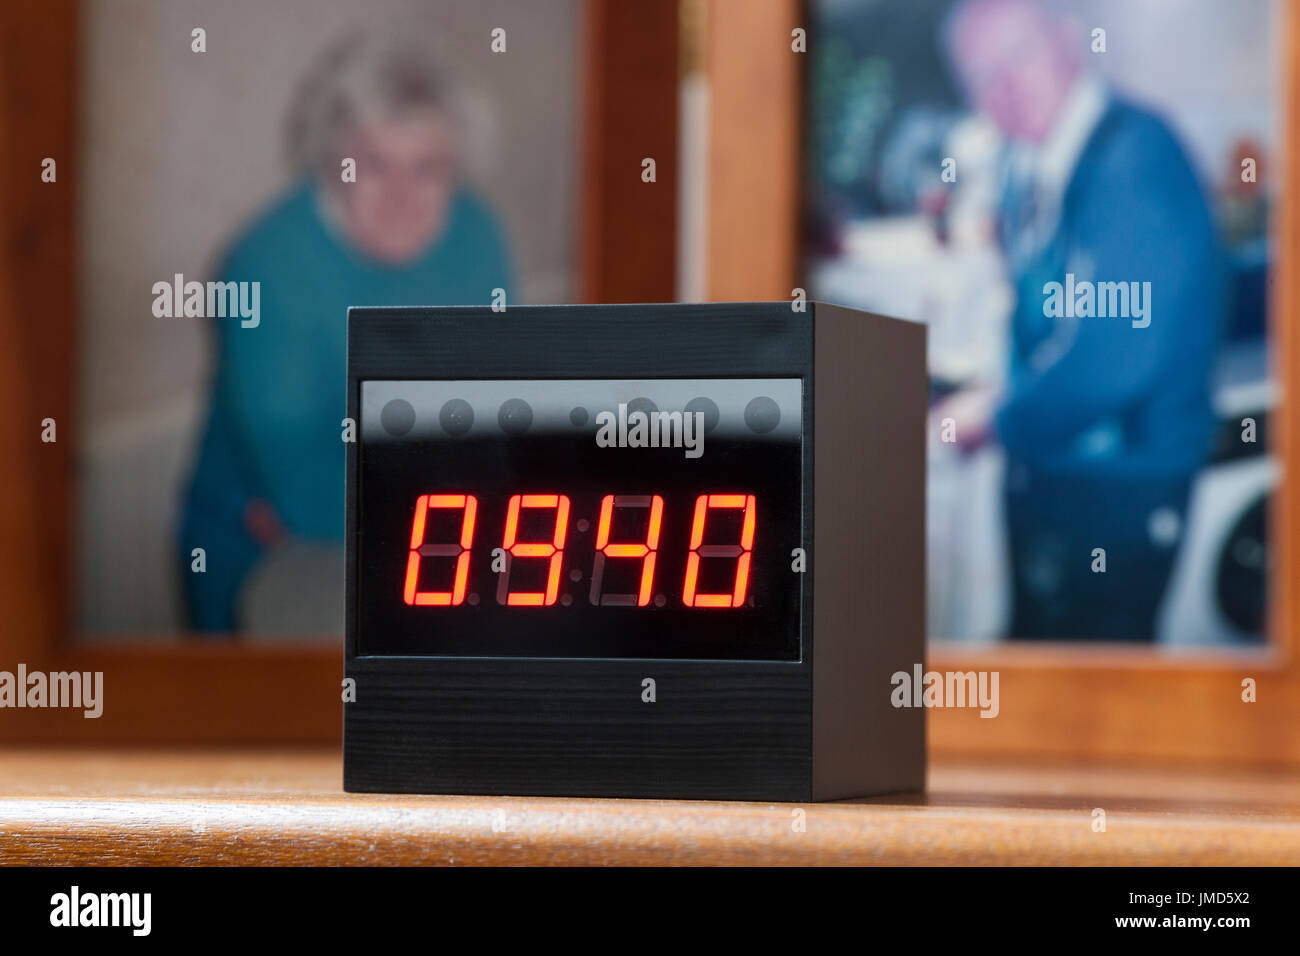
[{"xmin": 356, "ymin": 378, "xmax": 803, "ymax": 661}]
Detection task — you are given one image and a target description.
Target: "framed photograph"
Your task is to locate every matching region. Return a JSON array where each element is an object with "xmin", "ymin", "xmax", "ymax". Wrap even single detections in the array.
[
  {"xmin": 0, "ymin": 0, "xmax": 678, "ymax": 742},
  {"xmin": 707, "ymin": 0, "xmax": 1300, "ymax": 764}
]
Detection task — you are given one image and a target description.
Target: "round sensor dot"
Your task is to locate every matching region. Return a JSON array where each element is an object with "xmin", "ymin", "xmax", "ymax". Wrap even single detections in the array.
[
  {"xmin": 381, "ymin": 399, "xmax": 416, "ymax": 437},
  {"xmin": 438, "ymin": 398, "xmax": 474, "ymax": 437},
  {"xmin": 684, "ymin": 396, "xmax": 720, "ymax": 433},
  {"xmin": 498, "ymin": 398, "xmax": 533, "ymax": 435},
  {"xmin": 744, "ymin": 396, "xmax": 781, "ymax": 434}
]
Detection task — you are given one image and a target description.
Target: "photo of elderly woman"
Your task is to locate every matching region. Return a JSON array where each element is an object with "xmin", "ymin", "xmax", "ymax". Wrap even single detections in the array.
[
  {"xmin": 179, "ymin": 33, "xmax": 513, "ymax": 635},
  {"xmin": 72, "ymin": 1, "xmax": 580, "ymax": 643}
]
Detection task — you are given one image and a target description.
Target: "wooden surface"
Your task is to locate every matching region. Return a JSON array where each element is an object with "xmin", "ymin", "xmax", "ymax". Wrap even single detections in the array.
[{"xmin": 3, "ymin": 750, "xmax": 1299, "ymax": 865}]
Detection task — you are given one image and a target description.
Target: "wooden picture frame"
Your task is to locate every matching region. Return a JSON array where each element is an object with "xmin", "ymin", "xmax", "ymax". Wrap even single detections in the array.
[
  {"xmin": 705, "ymin": 0, "xmax": 1300, "ymax": 765},
  {"xmin": 0, "ymin": 0, "xmax": 679, "ymax": 743}
]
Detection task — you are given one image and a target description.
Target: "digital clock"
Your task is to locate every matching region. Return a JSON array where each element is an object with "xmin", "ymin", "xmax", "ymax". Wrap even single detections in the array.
[{"xmin": 344, "ymin": 303, "xmax": 925, "ymax": 801}]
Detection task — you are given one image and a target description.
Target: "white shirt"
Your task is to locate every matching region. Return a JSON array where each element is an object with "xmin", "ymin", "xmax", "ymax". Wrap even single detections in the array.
[{"xmin": 1006, "ymin": 74, "xmax": 1110, "ymax": 268}]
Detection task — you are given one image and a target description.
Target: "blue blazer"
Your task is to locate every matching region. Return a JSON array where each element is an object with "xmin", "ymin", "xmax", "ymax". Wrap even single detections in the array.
[{"xmin": 994, "ymin": 98, "xmax": 1224, "ymax": 482}]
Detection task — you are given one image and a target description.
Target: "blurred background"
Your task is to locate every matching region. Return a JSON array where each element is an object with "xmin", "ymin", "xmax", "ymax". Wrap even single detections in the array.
[
  {"xmin": 0, "ymin": 0, "xmax": 1277, "ymax": 653},
  {"xmin": 0, "ymin": 0, "xmax": 1295, "ymax": 772}
]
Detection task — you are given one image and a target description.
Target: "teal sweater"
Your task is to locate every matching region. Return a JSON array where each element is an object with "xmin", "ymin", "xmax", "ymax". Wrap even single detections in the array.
[{"xmin": 179, "ymin": 181, "xmax": 513, "ymax": 631}]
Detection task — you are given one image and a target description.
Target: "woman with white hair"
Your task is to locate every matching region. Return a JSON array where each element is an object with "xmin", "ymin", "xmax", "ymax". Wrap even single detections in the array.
[{"xmin": 179, "ymin": 32, "xmax": 513, "ymax": 633}]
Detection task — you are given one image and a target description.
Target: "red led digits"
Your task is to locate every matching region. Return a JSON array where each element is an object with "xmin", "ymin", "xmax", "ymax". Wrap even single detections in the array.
[
  {"xmin": 590, "ymin": 494, "xmax": 664, "ymax": 606},
  {"xmin": 403, "ymin": 494, "xmax": 478, "ymax": 605},
  {"xmin": 682, "ymin": 494, "xmax": 756, "ymax": 608},
  {"xmin": 498, "ymin": 494, "xmax": 571, "ymax": 606},
  {"xmin": 405, "ymin": 492, "xmax": 759, "ymax": 609}
]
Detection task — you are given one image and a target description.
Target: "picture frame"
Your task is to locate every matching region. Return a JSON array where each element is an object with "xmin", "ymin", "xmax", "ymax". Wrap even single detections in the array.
[
  {"xmin": 704, "ymin": 0, "xmax": 1300, "ymax": 766},
  {"xmin": 0, "ymin": 0, "xmax": 679, "ymax": 743}
]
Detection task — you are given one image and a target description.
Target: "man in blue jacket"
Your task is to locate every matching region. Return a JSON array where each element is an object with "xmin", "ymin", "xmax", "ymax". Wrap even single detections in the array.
[{"xmin": 944, "ymin": 0, "xmax": 1223, "ymax": 640}]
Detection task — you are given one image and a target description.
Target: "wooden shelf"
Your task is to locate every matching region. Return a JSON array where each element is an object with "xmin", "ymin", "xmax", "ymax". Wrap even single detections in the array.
[{"xmin": 3, "ymin": 750, "xmax": 1300, "ymax": 865}]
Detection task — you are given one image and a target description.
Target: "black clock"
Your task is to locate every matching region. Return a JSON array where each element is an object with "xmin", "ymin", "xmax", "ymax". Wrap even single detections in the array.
[{"xmin": 344, "ymin": 302, "xmax": 925, "ymax": 801}]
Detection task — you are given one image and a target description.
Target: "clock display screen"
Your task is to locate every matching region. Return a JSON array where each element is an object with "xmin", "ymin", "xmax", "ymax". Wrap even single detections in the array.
[{"xmin": 357, "ymin": 379, "xmax": 802, "ymax": 660}]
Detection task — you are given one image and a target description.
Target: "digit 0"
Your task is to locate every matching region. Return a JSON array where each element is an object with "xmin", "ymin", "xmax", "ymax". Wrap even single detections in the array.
[
  {"xmin": 682, "ymin": 494, "xmax": 756, "ymax": 608},
  {"xmin": 498, "ymin": 493, "xmax": 571, "ymax": 606},
  {"xmin": 403, "ymin": 494, "xmax": 477, "ymax": 605}
]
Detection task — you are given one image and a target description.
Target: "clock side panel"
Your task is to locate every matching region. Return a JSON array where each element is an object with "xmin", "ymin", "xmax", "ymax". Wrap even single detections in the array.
[{"xmin": 810, "ymin": 303, "xmax": 927, "ymax": 800}]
